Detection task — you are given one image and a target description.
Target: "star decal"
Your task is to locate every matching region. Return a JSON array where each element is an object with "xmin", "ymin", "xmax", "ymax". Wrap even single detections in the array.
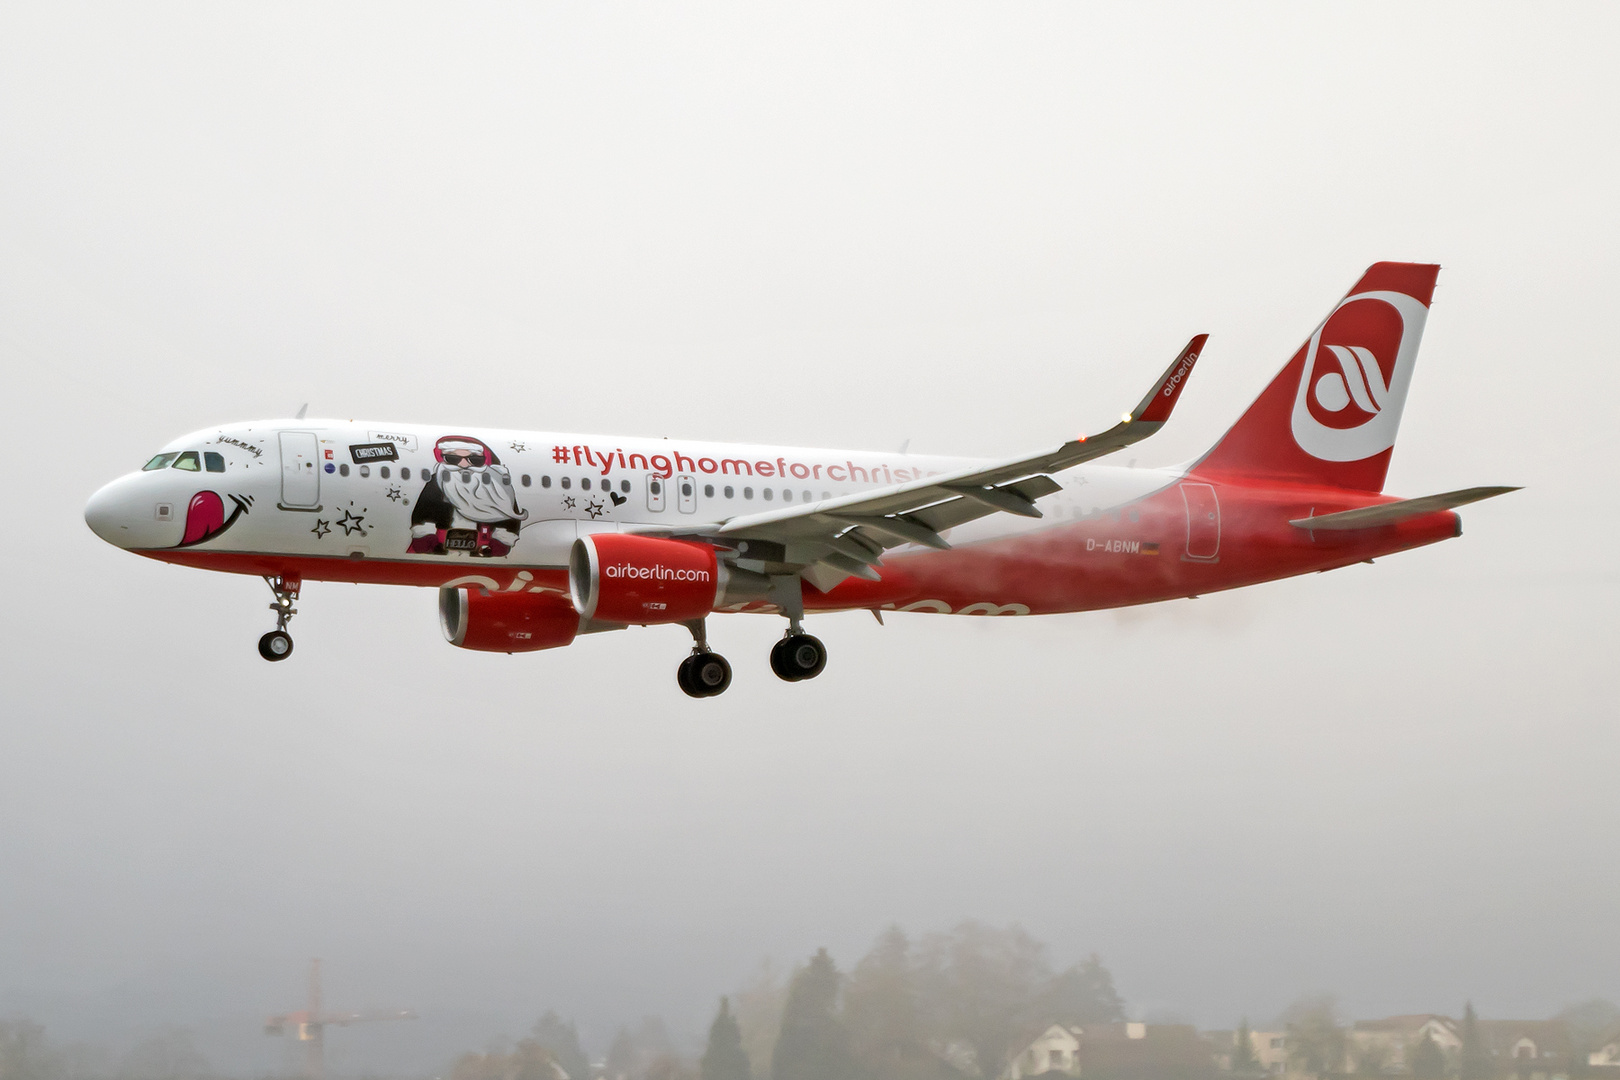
[
  {"xmin": 561, "ymin": 495, "xmax": 576, "ymax": 510},
  {"xmin": 584, "ymin": 498, "xmax": 605, "ymax": 519},
  {"xmin": 384, "ymin": 485, "xmax": 402, "ymax": 502},
  {"xmin": 336, "ymin": 508, "xmax": 367, "ymax": 536},
  {"xmin": 509, "ymin": 440, "xmax": 528, "ymax": 453},
  {"xmin": 311, "ymin": 519, "xmax": 331, "ymax": 539}
]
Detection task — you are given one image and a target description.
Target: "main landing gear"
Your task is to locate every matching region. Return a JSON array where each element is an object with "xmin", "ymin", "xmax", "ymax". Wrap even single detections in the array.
[
  {"xmin": 674, "ymin": 580, "xmax": 829, "ymax": 696},
  {"xmin": 766, "ymin": 575, "xmax": 827, "ymax": 684},
  {"xmin": 258, "ymin": 574, "xmax": 299, "ymax": 662},
  {"xmin": 677, "ymin": 620, "xmax": 733, "ymax": 698},
  {"xmin": 770, "ymin": 630, "xmax": 827, "ymax": 682}
]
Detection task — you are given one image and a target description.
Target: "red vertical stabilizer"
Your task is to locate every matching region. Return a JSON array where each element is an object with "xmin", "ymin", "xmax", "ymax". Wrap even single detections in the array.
[{"xmin": 1192, "ymin": 262, "xmax": 1440, "ymax": 493}]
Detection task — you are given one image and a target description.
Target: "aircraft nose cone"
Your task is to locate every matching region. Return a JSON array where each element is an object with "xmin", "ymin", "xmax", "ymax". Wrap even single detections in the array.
[
  {"xmin": 85, "ymin": 481, "xmax": 124, "ymax": 546},
  {"xmin": 85, "ymin": 473, "xmax": 170, "ymax": 549}
]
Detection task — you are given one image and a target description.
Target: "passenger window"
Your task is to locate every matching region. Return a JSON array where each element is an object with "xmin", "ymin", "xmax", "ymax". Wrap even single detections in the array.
[
  {"xmin": 204, "ymin": 452, "xmax": 226, "ymax": 473},
  {"xmin": 724, "ymin": 486, "xmax": 734, "ymax": 499},
  {"xmin": 521, "ymin": 474, "xmax": 531, "ymax": 487},
  {"xmin": 763, "ymin": 488, "xmax": 773, "ymax": 501},
  {"xmin": 359, "ymin": 465, "xmax": 370, "ymax": 478},
  {"xmin": 650, "ymin": 479, "xmax": 662, "ymax": 495},
  {"xmin": 743, "ymin": 487, "xmax": 753, "ymax": 500},
  {"xmin": 821, "ymin": 491, "xmax": 831, "ymax": 500},
  {"xmin": 172, "ymin": 451, "xmax": 200, "ymax": 471},
  {"xmin": 582, "ymin": 478, "xmax": 592, "ymax": 491},
  {"xmin": 339, "ymin": 463, "xmax": 350, "ymax": 476},
  {"xmin": 143, "ymin": 453, "xmax": 179, "ymax": 471},
  {"xmin": 561, "ymin": 476, "xmax": 571, "ymax": 489},
  {"xmin": 704, "ymin": 484, "xmax": 714, "ymax": 498},
  {"xmin": 782, "ymin": 489, "xmax": 792, "ymax": 502},
  {"xmin": 380, "ymin": 466, "xmax": 390, "ymax": 479},
  {"xmin": 541, "ymin": 475, "xmax": 552, "ymax": 488},
  {"xmin": 802, "ymin": 490, "xmax": 811, "ymax": 502},
  {"xmin": 401, "ymin": 467, "xmax": 412, "ymax": 480},
  {"xmin": 620, "ymin": 480, "xmax": 631, "ymax": 493},
  {"xmin": 681, "ymin": 481, "xmax": 693, "ymax": 497}
]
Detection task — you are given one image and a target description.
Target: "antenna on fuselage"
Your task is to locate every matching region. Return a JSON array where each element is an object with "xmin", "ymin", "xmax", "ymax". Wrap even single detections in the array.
[{"xmin": 295, "ymin": 403, "xmax": 309, "ymax": 420}]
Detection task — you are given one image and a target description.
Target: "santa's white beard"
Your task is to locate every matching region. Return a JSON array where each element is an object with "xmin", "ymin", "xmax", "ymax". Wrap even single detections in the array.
[{"xmin": 436, "ymin": 463, "xmax": 528, "ymax": 524}]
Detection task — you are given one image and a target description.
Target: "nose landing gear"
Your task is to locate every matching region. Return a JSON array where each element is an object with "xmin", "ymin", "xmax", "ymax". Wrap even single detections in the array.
[
  {"xmin": 677, "ymin": 619, "xmax": 732, "ymax": 698},
  {"xmin": 258, "ymin": 575, "xmax": 300, "ymax": 662}
]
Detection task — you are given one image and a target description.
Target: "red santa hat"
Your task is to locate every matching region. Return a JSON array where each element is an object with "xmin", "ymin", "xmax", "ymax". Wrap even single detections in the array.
[{"xmin": 433, "ymin": 435, "xmax": 498, "ymax": 466}]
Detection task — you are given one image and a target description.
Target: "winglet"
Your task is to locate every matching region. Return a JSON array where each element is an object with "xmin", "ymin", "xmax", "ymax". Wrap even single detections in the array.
[{"xmin": 1128, "ymin": 334, "xmax": 1206, "ymax": 425}]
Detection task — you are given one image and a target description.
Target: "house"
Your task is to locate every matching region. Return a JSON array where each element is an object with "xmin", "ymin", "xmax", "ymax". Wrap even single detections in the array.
[
  {"xmin": 1245, "ymin": 1030, "xmax": 1289, "ymax": 1074},
  {"xmin": 999, "ymin": 1022, "xmax": 1216, "ymax": 1080},
  {"xmin": 1477, "ymin": 1020, "xmax": 1573, "ymax": 1077},
  {"xmin": 1348, "ymin": 1015, "xmax": 1461, "ymax": 1071},
  {"xmin": 1587, "ymin": 1027, "xmax": 1620, "ymax": 1070},
  {"xmin": 1000, "ymin": 1024, "xmax": 1081, "ymax": 1079},
  {"xmin": 1205, "ymin": 1029, "xmax": 1286, "ymax": 1074}
]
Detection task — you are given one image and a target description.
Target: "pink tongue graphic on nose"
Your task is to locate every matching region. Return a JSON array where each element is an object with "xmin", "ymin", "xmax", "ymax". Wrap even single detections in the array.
[{"xmin": 182, "ymin": 491, "xmax": 226, "ymax": 544}]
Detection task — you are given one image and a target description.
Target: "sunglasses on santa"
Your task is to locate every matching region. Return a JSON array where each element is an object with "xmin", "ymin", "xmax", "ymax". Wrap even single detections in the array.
[{"xmin": 443, "ymin": 451, "xmax": 487, "ymax": 467}]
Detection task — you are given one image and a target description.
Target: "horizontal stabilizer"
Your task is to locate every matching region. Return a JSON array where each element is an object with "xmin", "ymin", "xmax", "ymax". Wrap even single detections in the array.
[{"xmin": 1291, "ymin": 486, "xmax": 1519, "ymax": 531}]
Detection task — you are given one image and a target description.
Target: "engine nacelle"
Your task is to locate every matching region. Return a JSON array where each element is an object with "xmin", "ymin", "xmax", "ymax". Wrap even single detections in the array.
[
  {"xmin": 439, "ymin": 587, "xmax": 582, "ymax": 652},
  {"xmin": 570, "ymin": 533, "xmax": 724, "ymax": 624}
]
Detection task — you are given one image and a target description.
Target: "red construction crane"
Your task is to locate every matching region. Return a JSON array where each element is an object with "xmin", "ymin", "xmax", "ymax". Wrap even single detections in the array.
[{"xmin": 265, "ymin": 958, "xmax": 416, "ymax": 1080}]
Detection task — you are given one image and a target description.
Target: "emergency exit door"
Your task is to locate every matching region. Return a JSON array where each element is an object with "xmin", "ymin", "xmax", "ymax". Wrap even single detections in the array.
[
  {"xmin": 279, "ymin": 431, "xmax": 321, "ymax": 509},
  {"xmin": 1180, "ymin": 482, "xmax": 1220, "ymax": 561}
]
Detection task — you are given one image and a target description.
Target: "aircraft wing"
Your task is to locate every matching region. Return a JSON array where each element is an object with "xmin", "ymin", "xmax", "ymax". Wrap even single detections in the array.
[{"xmin": 635, "ymin": 335, "xmax": 1206, "ymax": 590}]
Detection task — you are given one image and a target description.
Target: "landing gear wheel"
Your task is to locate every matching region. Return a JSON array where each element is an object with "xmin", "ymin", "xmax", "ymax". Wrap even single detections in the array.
[
  {"xmin": 258, "ymin": 630, "xmax": 294, "ymax": 662},
  {"xmin": 770, "ymin": 633, "xmax": 827, "ymax": 681},
  {"xmin": 678, "ymin": 652, "xmax": 732, "ymax": 698}
]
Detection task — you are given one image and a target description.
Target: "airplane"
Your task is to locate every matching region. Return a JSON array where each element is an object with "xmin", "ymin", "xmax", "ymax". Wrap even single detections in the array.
[{"xmin": 84, "ymin": 262, "xmax": 1514, "ymax": 697}]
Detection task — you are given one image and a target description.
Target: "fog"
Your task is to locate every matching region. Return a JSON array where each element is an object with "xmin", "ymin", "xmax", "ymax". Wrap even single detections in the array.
[{"xmin": 1, "ymin": 3, "xmax": 1615, "ymax": 1075}]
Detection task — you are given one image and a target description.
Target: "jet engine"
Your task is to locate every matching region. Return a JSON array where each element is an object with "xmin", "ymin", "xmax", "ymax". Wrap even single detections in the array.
[
  {"xmin": 439, "ymin": 587, "xmax": 582, "ymax": 652},
  {"xmin": 571, "ymin": 533, "xmax": 761, "ymax": 624}
]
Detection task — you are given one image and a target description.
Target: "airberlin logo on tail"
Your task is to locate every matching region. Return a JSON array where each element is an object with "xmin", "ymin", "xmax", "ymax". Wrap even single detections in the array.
[{"xmin": 1291, "ymin": 290, "xmax": 1429, "ymax": 463}]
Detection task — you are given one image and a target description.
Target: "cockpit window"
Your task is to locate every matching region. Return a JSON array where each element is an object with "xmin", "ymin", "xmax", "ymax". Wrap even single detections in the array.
[
  {"xmin": 143, "ymin": 453, "xmax": 179, "ymax": 471},
  {"xmin": 204, "ymin": 452, "xmax": 226, "ymax": 473},
  {"xmin": 172, "ymin": 451, "xmax": 201, "ymax": 471}
]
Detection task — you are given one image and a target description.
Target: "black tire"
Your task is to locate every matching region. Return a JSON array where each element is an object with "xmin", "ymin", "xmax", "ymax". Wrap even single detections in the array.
[
  {"xmin": 773, "ymin": 633, "xmax": 826, "ymax": 681},
  {"xmin": 677, "ymin": 654, "xmax": 703, "ymax": 697},
  {"xmin": 258, "ymin": 630, "xmax": 294, "ymax": 662},
  {"xmin": 692, "ymin": 653, "xmax": 732, "ymax": 696},
  {"xmin": 770, "ymin": 637, "xmax": 802, "ymax": 681}
]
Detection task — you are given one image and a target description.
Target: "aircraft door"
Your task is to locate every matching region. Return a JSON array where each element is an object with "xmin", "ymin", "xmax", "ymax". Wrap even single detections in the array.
[
  {"xmin": 646, "ymin": 473, "xmax": 666, "ymax": 512},
  {"xmin": 676, "ymin": 473, "xmax": 697, "ymax": 514},
  {"xmin": 1180, "ymin": 482, "xmax": 1220, "ymax": 561},
  {"xmin": 278, "ymin": 431, "xmax": 321, "ymax": 509}
]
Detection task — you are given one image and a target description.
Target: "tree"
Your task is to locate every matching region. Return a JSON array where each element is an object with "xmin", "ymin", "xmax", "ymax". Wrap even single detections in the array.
[
  {"xmin": 1041, "ymin": 954, "xmax": 1126, "ymax": 1025},
  {"xmin": 1558, "ymin": 999, "xmax": 1620, "ymax": 1060},
  {"xmin": 914, "ymin": 921, "xmax": 1049, "ymax": 1078},
  {"xmin": 734, "ymin": 961, "xmax": 789, "ymax": 1080},
  {"xmin": 1460, "ymin": 1003, "xmax": 1491, "ymax": 1080},
  {"xmin": 117, "ymin": 1028, "xmax": 210, "ymax": 1080},
  {"xmin": 1355, "ymin": 1040, "xmax": 1391, "ymax": 1077},
  {"xmin": 1411, "ymin": 1033, "xmax": 1446, "ymax": 1080},
  {"xmin": 1280, "ymin": 996, "xmax": 1345, "ymax": 1077},
  {"xmin": 846, "ymin": 928, "xmax": 924, "ymax": 1064},
  {"xmin": 605, "ymin": 1028, "xmax": 642, "ymax": 1080},
  {"xmin": 0, "ymin": 1019, "xmax": 62, "ymax": 1080},
  {"xmin": 452, "ymin": 1039, "xmax": 564, "ymax": 1080},
  {"xmin": 702, "ymin": 998, "xmax": 754, "ymax": 1080},
  {"xmin": 533, "ymin": 1012, "xmax": 592, "ymax": 1080},
  {"xmin": 1231, "ymin": 1020, "xmax": 1259, "ymax": 1074},
  {"xmin": 772, "ymin": 948, "xmax": 858, "ymax": 1080}
]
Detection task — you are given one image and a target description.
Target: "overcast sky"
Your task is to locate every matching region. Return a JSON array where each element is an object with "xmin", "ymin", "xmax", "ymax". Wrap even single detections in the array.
[{"xmin": 2, "ymin": 2, "xmax": 1616, "ymax": 1073}]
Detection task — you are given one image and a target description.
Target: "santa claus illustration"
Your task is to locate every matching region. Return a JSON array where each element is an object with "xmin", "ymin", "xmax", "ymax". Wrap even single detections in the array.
[{"xmin": 408, "ymin": 435, "xmax": 527, "ymax": 557}]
